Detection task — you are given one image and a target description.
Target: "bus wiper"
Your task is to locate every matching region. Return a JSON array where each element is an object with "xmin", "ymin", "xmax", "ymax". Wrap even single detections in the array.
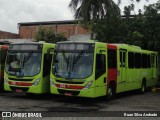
[
  {"xmin": 23, "ymin": 52, "xmax": 33, "ymax": 63},
  {"xmin": 72, "ymin": 51, "xmax": 84, "ymax": 70},
  {"xmin": 62, "ymin": 50, "xmax": 69, "ymax": 70}
]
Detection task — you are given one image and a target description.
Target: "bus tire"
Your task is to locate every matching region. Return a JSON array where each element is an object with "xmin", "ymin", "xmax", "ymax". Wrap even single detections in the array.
[
  {"xmin": 0, "ymin": 82, "xmax": 4, "ymax": 92},
  {"xmin": 107, "ymin": 84, "xmax": 116, "ymax": 100},
  {"xmin": 140, "ymin": 80, "xmax": 146, "ymax": 94}
]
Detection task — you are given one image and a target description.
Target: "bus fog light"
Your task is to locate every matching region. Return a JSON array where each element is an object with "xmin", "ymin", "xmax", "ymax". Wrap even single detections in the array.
[
  {"xmin": 32, "ymin": 78, "xmax": 40, "ymax": 86},
  {"xmin": 83, "ymin": 81, "xmax": 93, "ymax": 90},
  {"xmin": 50, "ymin": 78, "xmax": 55, "ymax": 86},
  {"xmin": 4, "ymin": 76, "xmax": 8, "ymax": 84}
]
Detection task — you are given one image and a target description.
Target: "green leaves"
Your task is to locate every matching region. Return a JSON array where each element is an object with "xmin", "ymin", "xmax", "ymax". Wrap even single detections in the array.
[
  {"xmin": 92, "ymin": 0, "xmax": 160, "ymax": 50},
  {"xmin": 69, "ymin": 0, "xmax": 120, "ymax": 22}
]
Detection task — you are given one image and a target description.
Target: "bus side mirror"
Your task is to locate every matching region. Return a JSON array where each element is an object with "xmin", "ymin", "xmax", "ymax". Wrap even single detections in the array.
[{"xmin": 99, "ymin": 50, "xmax": 106, "ymax": 54}]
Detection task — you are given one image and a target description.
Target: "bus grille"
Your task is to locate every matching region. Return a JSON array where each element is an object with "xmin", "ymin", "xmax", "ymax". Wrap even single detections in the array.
[
  {"xmin": 10, "ymin": 86, "xmax": 29, "ymax": 92},
  {"xmin": 8, "ymin": 78, "xmax": 33, "ymax": 81},
  {"xmin": 57, "ymin": 89, "xmax": 80, "ymax": 96},
  {"xmin": 56, "ymin": 80, "xmax": 84, "ymax": 84}
]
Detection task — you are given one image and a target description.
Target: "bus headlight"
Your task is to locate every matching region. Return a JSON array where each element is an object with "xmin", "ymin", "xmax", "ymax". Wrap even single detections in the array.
[
  {"xmin": 4, "ymin": 76, "xmax": 8, "ymax": 84},
  {"xmin": 32, "ymin": 78, "xmax": 40, "ymax": 86},
  {"xmin": 83, "ymin": 81, "xmax": 93, "ymax": 90},
  {"xmin": 50, "ymin": 78, "xmax": 55, "ymax": 86}
]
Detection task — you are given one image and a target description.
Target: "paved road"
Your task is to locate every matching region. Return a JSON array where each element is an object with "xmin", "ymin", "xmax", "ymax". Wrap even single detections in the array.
[{"xmin": 0, "ymin": 90, "xmax": 160, "ymax": 119}]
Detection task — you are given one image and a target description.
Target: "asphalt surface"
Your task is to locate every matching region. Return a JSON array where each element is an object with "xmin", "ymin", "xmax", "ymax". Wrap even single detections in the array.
[{"xmin": 0, "ymin": 90, "xmax": 160, "ymax": 120}]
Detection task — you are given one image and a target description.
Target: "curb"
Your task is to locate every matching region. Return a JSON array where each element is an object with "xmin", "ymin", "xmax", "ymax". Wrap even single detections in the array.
[{"xmin": 151, "ymin": 88, "xmax": 160, "ymax": 92}]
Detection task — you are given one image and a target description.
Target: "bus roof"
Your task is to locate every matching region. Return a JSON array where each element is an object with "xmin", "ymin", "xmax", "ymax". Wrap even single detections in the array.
[
  {"xmin": 109, "ymin": 43, "xmax": 141, "ymax": 49},
  {"xmin": 56, "ymin": 41, "xmax": 157, "ymax": 53},
  {"xmin": 10, "ymin": 42, "xmax": 55, "ymax": 46},
  {"xmin": 57, "ymin": 40, "xmax": 97, "ymax": 44},
  {"xmin": 109, "ymin": 43, "xmax": 157, "ymax": 53}
]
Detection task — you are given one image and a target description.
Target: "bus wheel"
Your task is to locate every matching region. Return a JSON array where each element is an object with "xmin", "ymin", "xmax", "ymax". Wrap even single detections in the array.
[
  {"xmin": 140, "ymin": 81, "xmax": 146, "ymax": 94},
  {"xmin": 107, "ymin": 85, "xmax": 115, "ymax": 100}
]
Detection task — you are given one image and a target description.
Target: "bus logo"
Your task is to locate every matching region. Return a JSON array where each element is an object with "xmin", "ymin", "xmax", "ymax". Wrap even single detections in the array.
[{"xmin": 2, "ymin": 112, "xmax": 11, "ymax": 117}]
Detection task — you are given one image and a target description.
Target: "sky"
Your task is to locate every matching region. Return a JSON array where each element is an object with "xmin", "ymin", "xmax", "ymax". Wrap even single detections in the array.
[{"xmin": 0, "ymin": 0, "xmax": 158, "ymax": 34}]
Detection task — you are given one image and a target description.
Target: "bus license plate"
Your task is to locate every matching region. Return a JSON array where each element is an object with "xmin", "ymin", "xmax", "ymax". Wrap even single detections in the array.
[
  {"xmin": 65, "ymin": 93, "xmax": 72, "ymax": 96},
  {"xmin": 15, "ymin": 89, "xmax": 22, "ymax": 93}
]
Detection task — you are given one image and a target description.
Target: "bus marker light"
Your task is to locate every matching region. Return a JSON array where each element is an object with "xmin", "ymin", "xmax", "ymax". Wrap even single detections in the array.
[
  {"xmin": 50, "ymin": 78, "xmax": 55, "ymax": 86},
  {"xmin": 83, "ymin": 81, "xmax": 93, "ymax": 90},
  {"xmin": 32, "ymin": 78, "xmax": 40, "ymax": 86},
  {"xmin": 4, "ymin": 76, "xmax": 8, "ymax": 84}
]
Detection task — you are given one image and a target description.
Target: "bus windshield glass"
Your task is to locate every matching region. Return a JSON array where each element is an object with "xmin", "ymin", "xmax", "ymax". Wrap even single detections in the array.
[
  {"xmin": 5, "ymin": 44, "xmax": 42, "ymax": 77},
  {"xmin": 6, "ymin": 52, "xmax": 42, "ymax": 77},
  {"xmin": 52, "ymin": 43, "xmax": 94, "ymax": 79}
]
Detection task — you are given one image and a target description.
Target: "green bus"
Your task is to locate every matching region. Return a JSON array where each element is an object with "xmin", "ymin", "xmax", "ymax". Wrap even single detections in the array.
[
  {"xmin": 0, "ymin": 45, "xmax": 8, "ymax": 91},
  {"xmin": 4, "ymin": 42, "xmax": 55, "ymax": 94},
  {"xmin": 50, "ymin": 41, "xmax": 158, "ymax": 98}
]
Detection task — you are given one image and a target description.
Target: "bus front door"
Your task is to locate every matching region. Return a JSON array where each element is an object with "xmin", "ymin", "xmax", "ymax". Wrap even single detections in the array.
[
  {"xmin": 118, "ymin": 50, "xmax": 127, "ymax": 92},
  {"xmin": 151, "ymin": 54, "xmax": 157, "ymax": 85},
  {"xmin": 94, "ymin": 48, "xmax": 107, "ymax": 97}
]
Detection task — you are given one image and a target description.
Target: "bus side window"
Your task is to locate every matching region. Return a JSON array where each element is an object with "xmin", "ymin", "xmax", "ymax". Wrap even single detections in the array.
[
  {"xmin": 43, "ymin": 54, "xmax": 52, "ymax": 77},
  {"xmin": 120, "ymin": 52, "xmax": 126, "ymax": 67},
  {"xmin": 128, "ymin": 52, "xmax": 134, "ymax": 68},
  {"xmin": 135, "ymin": 53, "xmax": 141, "ymax": 68},
  {"xmin": 156, "ymin": 55, "xmax": 157, "ymax": 68},
  {"xmin": 95, "ymin": 54, "xmax": 106, "ymax": 80},
  {"xmin": 151, "ymin": 55, "xmax": 157, "ymax": 68},
  {"xmin": 142, "ymin": 54, "xmax": 148, "ymax": 68},
  {"xmin": 148, "ymin": 55, "xmax": 151, "ymax": 68}
]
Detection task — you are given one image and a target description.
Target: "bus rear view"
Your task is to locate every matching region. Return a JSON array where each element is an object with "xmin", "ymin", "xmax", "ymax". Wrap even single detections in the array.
[{"xmin": 4, "ymin": 42, "xmax": 55, "ymax": 94}]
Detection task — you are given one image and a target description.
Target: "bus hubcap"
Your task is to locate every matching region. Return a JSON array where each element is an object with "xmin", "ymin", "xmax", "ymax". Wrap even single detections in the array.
[
  {"xmin": 142, "ymin": 85, "xmax": 145, "ymax": 92},
  {"xmin": 108, "ymin": 88, "xmax": 112, "ymax": 96}
]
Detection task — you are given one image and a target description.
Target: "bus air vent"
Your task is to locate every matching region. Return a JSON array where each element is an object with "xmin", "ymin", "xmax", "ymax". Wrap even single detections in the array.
[{"xmin": 56, "ymin": 80, "xmax": 84, "ymax": 84}]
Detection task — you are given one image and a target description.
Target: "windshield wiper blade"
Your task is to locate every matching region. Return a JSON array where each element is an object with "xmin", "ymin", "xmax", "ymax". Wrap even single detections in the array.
[
  {"xmin": 72, "ymin": 51, "xmax": 84, "ymax": 70},
  {"xmin": 62, "ymin": 50, "xmax": 69, "ymax": 70}
]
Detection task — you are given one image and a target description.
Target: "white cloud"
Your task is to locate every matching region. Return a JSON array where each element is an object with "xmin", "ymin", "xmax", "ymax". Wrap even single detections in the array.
[
  {"xmin": 0, "ymin": 0, "xmax": 73, "ymax": 33},
  {"xmin": 0, "ymin": 0, "xmax": 158, "ymax": 33}
]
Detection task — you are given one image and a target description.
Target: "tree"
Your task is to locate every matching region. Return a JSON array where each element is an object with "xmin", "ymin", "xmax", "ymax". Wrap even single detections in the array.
[
  {"xmin": 34, "ymin": 27, "xmax": 67, "ymax": 43},
  {"xmin": 143, "ymin": 0, "xmax": 160, "ymax": 50},
  {"xmin": 92, "ymin": 11, "xmax": 128, "ymax": 43},
  {"xmin": 69, "ymin": 0, "xmax": 120, "ymax": 22}
]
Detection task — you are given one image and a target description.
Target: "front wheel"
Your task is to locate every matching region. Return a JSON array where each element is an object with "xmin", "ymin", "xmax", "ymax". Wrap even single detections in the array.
[{"xmin": 107, "ymin": 85, "xmax": 116, "ymax": 100}]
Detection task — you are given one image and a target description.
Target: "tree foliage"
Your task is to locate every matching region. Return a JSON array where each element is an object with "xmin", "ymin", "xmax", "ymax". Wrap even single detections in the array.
[
  {"xmin": 69, "ymin": 0, "xmax": 120, "ymax": 22},
  {"xmin": 34, "ymin": 27, "xmax": 67, "ymax": 43},
  {"xmin": 69, "ymin": 0, "xmax": 160, "ymax": 50},
  {"xmin": 92, "ymin": 0, "xmax": 160, "ymax": 50}
]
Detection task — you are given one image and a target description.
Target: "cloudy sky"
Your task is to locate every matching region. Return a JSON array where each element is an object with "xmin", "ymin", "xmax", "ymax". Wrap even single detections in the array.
[{"xmin": 0, "ymin": 0, "xmax": 158, "ymax": 33}]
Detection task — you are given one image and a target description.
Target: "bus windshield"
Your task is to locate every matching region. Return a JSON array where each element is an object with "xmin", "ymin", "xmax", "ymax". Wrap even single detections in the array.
[
  {"xmin": 6, "ymin": 51, "xmax": 42, "ymax": 77},
  {"xmin": 52, "ymin": 51, "xmax": 94, "ymax": 79}
]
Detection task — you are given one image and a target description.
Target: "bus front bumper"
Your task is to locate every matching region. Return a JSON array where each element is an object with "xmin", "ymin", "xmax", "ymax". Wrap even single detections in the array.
[
  {"xmin": 50, "ymin": 85, "xmax": 95, "ymax": 98},
  {"xmin": 4, "ymin": 82, "xmax": 47, "ymax": 94}
]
